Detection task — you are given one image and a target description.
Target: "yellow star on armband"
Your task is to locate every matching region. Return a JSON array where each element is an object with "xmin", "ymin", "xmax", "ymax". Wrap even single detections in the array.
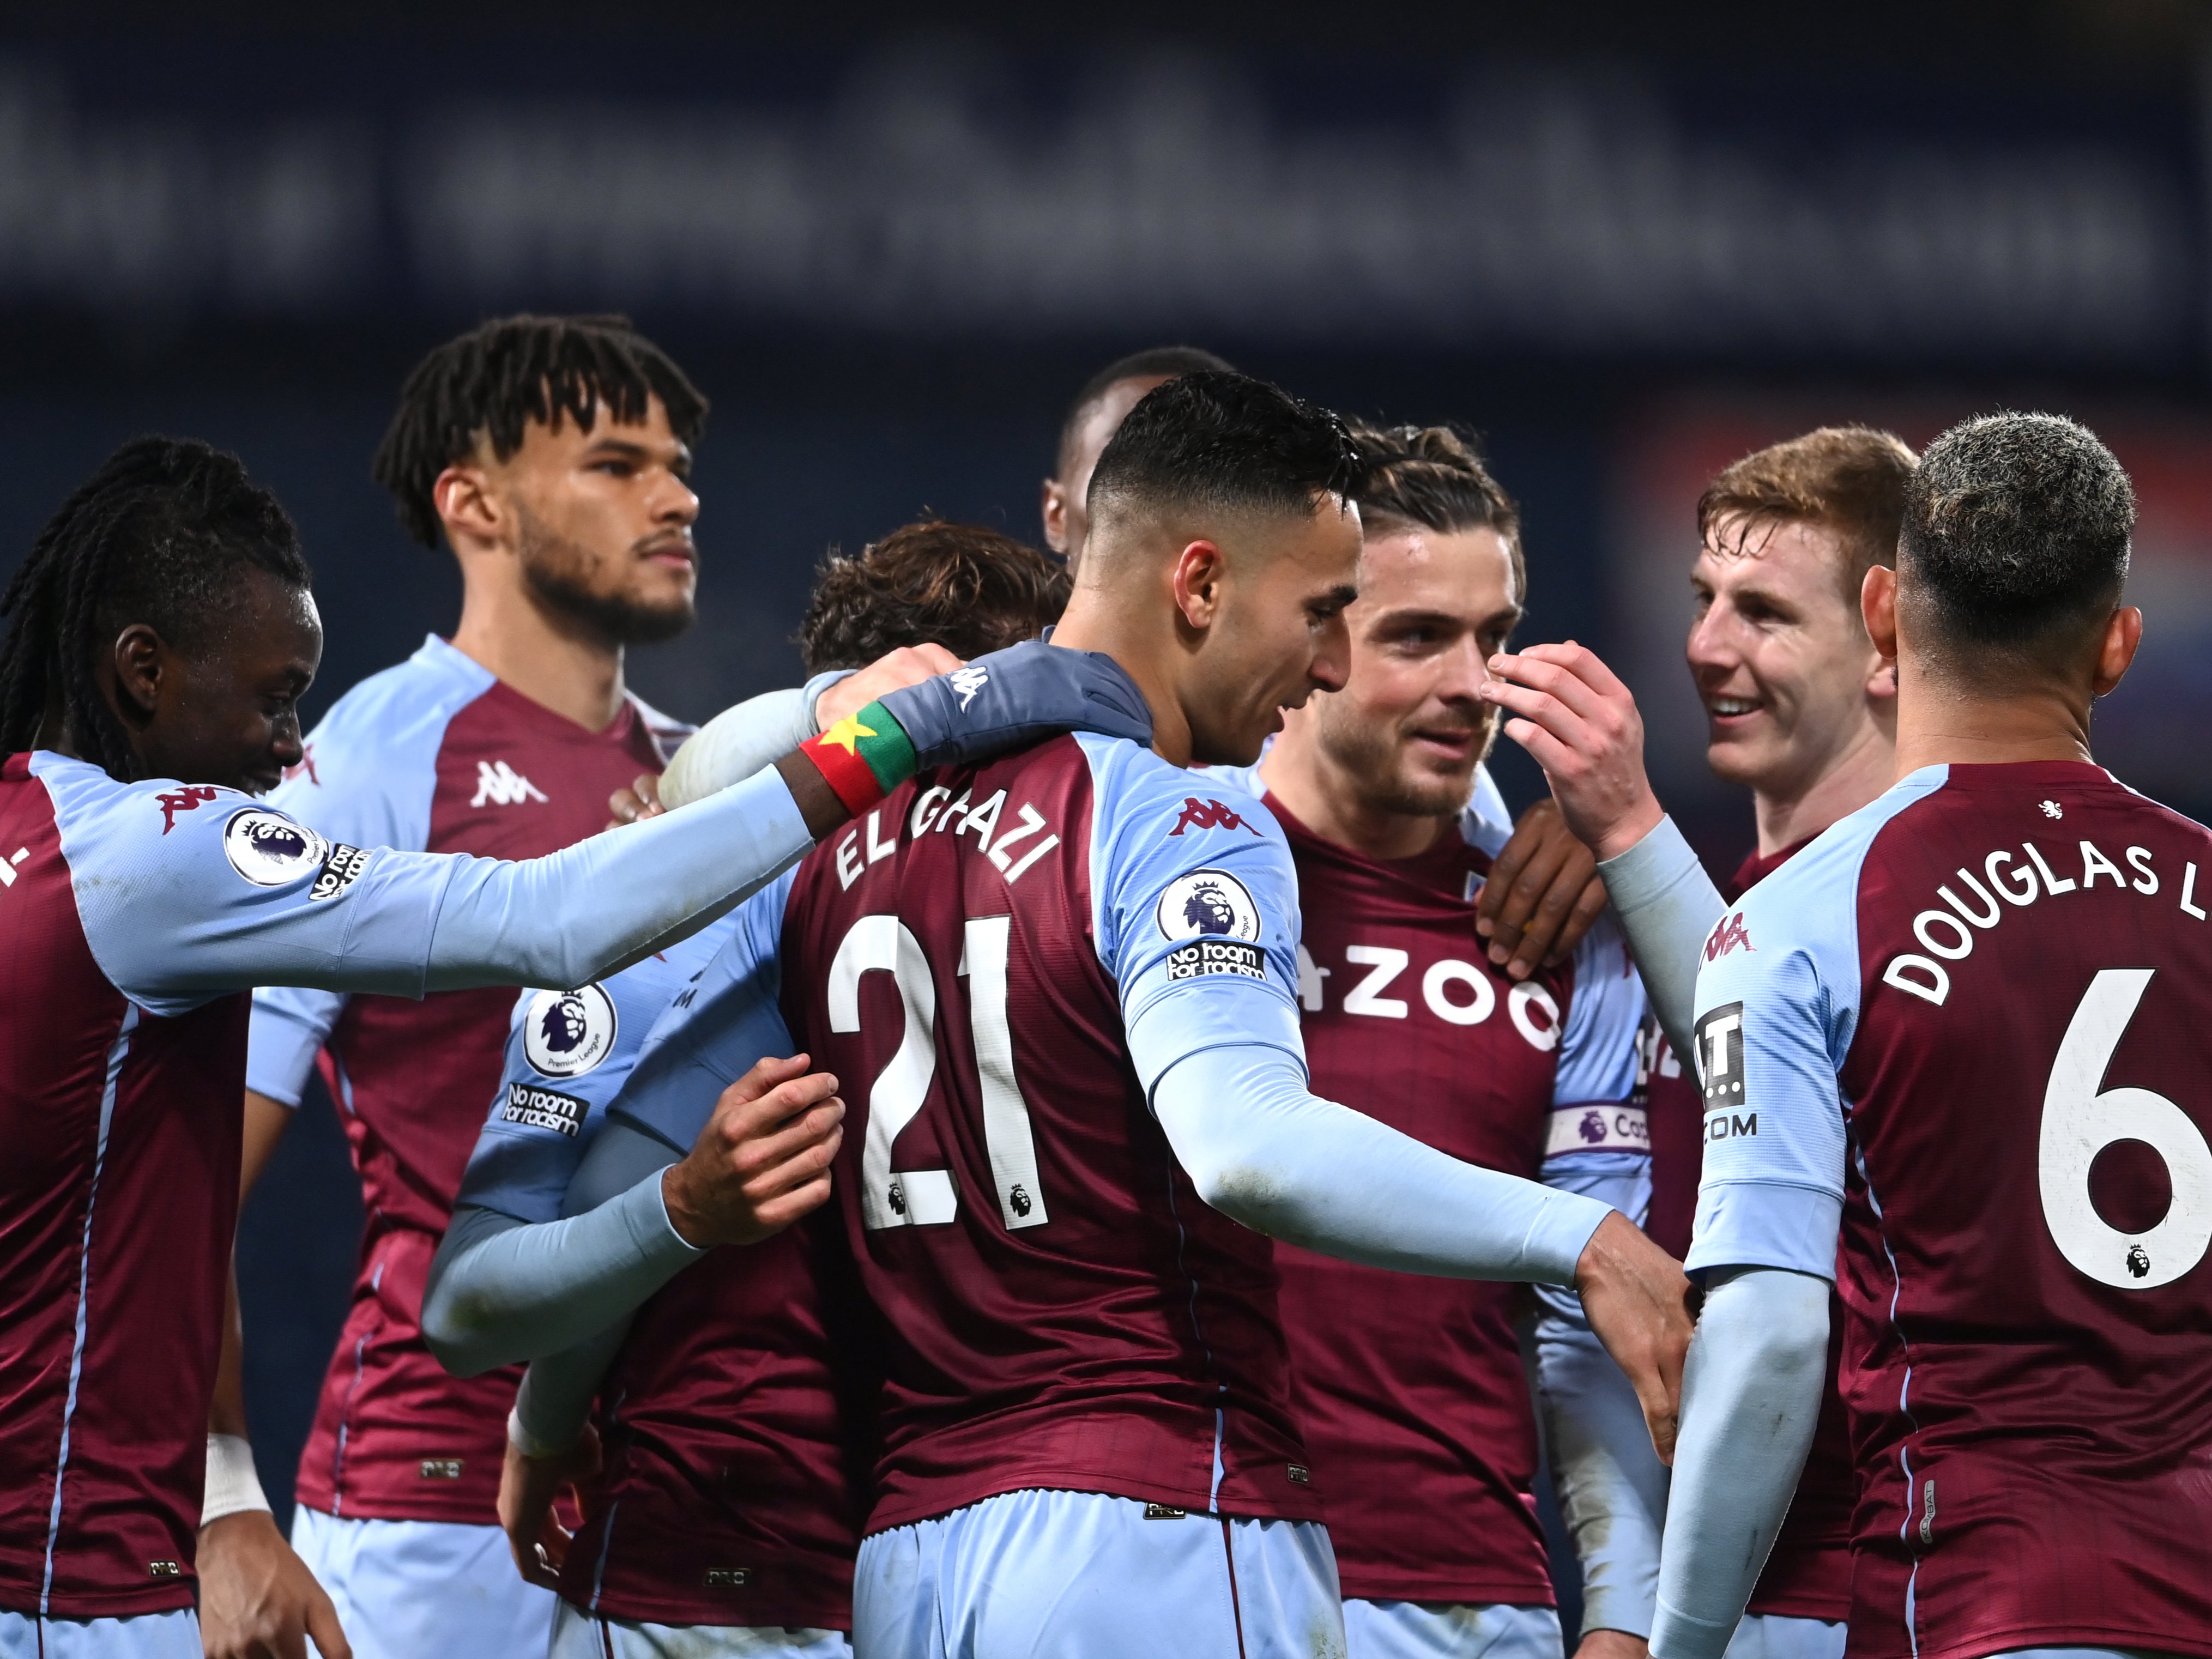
[{"xmin": 819, "ymin": 713, "xmax": 877, "ymax": 755}]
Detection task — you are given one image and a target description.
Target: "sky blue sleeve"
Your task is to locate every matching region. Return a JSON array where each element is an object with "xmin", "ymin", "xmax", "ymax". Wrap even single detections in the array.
[
  {"xmin": 605, "ymin": 873, "xmax": 798, "ymax": 1155},
  {"xmin": 1683, "ymin": 842, "xmax": 1868, "ymax": 1283},
  {"xmin": 456, "ymin": 916, "xmax": 739, "ymax": 1225},
  {"xmin": 46, "ymin": 754, "xmax": 811, "ymax": 1019},
  {"xmin": 245, "ymin": 651, "xmax": 463, "ymax": 1105},
  {"xmin": 1078, "ymin": 736, "xmax": 1309, "ymax": 1092}
]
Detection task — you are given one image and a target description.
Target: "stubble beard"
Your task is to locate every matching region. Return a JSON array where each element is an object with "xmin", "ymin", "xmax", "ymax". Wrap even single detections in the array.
[
  {"xmin": 516, "ymin": 506, "xmax": 696, "ymax": 648},
  {"xmin": 1315, "ymin": 697, "xmax": 1489, "ymax": 821}
]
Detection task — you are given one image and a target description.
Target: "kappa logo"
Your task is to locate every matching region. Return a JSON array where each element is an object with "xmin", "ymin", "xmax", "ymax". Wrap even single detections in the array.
[
  {"xmin": 522, "ymin": 984, "xmax": 618, "ymax": 1078},
  {"xmin": 472, "ymin": 760, "xmax": 548, "ymax": 808},
  {"xmin": 1168, "ymin": 797, "xmax": 1262, "ymax": 838},
  {"xmin": 949, "ymin": 664, "xmax": 989, "ymax": 711},
  {"xmin": 158, "ymin": 786, "xmax": 220, "ymax": 833},
  {"xmin": 222, "ymin": 809, "xmax": 330, "ymax": 887},
  {"xmin": 1703, "ymin": 910, "xmax": 1754, "ymax": 962}
]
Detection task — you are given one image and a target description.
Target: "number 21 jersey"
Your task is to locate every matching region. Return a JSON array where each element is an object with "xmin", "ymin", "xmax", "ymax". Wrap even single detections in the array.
[
  {"xmin": 1690, "ymin": 761, "xmax": 2212, "ymax": 1659},
  {"xmin": 779, "ymin": 731, "xmax": 1321, "ymax": 1535}
]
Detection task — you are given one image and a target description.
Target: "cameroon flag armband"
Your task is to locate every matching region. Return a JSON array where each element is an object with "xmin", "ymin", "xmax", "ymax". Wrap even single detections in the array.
[{"xmin": 798, "ymin": 701, "xmax": 920, "ymax": 816}]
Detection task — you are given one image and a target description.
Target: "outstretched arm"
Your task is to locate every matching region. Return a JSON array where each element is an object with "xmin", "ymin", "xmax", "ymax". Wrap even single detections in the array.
[
  {"xmin": 1147, "ymin": 1041, "xmax": 1692, "ymax": 1461},
  {"xmin": 1649, "ymin": 1267, "xmax": 1829, "ymax": 1659}
]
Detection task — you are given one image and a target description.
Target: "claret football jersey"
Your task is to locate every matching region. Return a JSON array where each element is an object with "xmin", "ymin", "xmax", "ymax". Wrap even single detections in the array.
[
  {"xmin": 777, "ymin": 731, "xmax": 1323, "ymax": 1533},
  {"xmin": 1260, "ymin": 792, "xmax": 1650, "ymax": 1606},
  {"xmin": 0, "ymin": 750, "xmax": 497, "ymax": 1616},
  {"xmin": 247, "ymin": 635, "xmax": 688, "ymax": 1524},
  {"xmin": 1691, "ymin": 761, "xmax": 2212, "ymax": 1659},
  {"xmin": 455, "ymin": 874, "xmax": 867, "ymax": 1631}
]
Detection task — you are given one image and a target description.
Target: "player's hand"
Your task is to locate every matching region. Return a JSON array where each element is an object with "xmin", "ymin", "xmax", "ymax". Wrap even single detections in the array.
[
  {"xmin": 1476, "ymin": 799, "xmax": 1610, "ymax": 980},
  {"xmin": 196, "ymin": 1509, "xmax": 352, "ymax": 1659},
  {"xmin": 1573, "ymin": 1629, "xmax": 1649, "ymax": 1659},
  {"xmin": 662, "ymin": 1055, "xmax": 844, "ymax": 1249},
  {"xmin": 818, "ymin": 646, "xmax": 963, "ymax": 732},
  {"xmin": 1478, "ymin": 643, "xmax": 1666, "ymax": 863},
  {"xmin": 499, "ymin": 1424, "xmax": 601, "ymax": 1591},
  {"xmin": 1574, "ymin": 1210, "xmax": 1694, "ymax": 1465},
  {"xmin": 608, "ymin": 772, "xmax": 664, "ymax": 827},
  {"xmin": 876, "ymin": 638, "xmax": 1153, "ymax": 767}
]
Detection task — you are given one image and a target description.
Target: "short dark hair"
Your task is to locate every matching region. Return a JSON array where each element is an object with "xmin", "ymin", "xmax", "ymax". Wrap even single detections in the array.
[
  {"xmin": 1699, "ymin": 426, "xmax": 1919, "ymax": 607},
  {"xmin": 1085, "ymin": 371, "xmax": 1363, "ymax": 532},
  {"xmin": 1901, "ymin": 412, "xmax": 2134, "ymax": 661},
  {"xmin": 1057, "ymin": 346, "xmax": 1236, "ymax": 474},
  {"xmin": 373, "ymin": 314, "xmax": 708, "ymax": 550},
  {"xmin": 1349, "ymin": 420, "xmax": 1525, "ymax": 601},
  {"xmin": 0, "ymin": 437, "xmax": 312, "ymax": 779},
  {"xmin": 798, "ymin": 522, "xmax": 1071, "ymax": 672}
]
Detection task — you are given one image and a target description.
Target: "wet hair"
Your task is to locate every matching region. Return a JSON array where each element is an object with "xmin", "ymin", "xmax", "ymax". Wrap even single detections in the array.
[
  {"xmin": 1056, "ymin": 346, "xmax": 1237, "ymax": 475},
  {"xmin": 373, "ymin": 313, "xmax": 708, "ymax": 549},
  {"xmin": 1900, "ymin": 411, "xmax": 2134, "ymax": 665},
  {"xmin": 1085, "ymin": 371, "xmax": 1364, "ymax": 533},
  {"xmin": 798, "ymin": 521, "xmax": 1070, "ymax": 672},
  {"xmin": 1697, "ymin": 426, "xmax": 1919, "ymax": 607},
  {"xmin": 0, "ymin": 436, "xmax": 311, "ymax": 779},
  {"xmin": 1347, "ymin": 420, "xmax": 1526, "ymax": 602}
]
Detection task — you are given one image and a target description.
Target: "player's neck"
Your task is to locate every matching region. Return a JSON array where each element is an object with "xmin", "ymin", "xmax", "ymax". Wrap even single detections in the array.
[
  {"xmin": 1751, "ymin": 721, "xmax": 1896, "ymax": 856},
  {"xmin": 1259, "ymin": 723, "xmax": 1451, "ymax": 861},
  {"xmin": 1892, "ymin": 662, "xmax": 2096, "ymax": 777},
  {"xmin": 449, "ymin": 578, "xmax": 627, "ymax": 734},
  {"xmin": 1049, "ymin": 593, "xmax": 1195, "ymax": 768}
]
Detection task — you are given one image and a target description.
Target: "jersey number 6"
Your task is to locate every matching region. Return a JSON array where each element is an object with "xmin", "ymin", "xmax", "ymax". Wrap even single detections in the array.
[
  {"xmin": 2040, "ymin": 967, "xmax": 2212, "ymax": 1290},
  {"xmin": 829, "ymin": 913, "xmax": 1050, "ymax": 1235}
]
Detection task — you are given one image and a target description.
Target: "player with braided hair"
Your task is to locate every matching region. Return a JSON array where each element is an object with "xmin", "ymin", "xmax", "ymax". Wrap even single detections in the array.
[
  {"xmin": 0, "ymin": 432, "xmax": 1146, "ymax": 1659},
  {"xmin": 0, "ymin": 437, "xmax": 311, "ymax": 780}
]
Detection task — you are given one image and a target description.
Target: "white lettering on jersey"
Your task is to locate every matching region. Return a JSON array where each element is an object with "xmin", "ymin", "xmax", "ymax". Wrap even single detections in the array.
[
  {"xmin": 1295, "ymin": 944, "xmax": 1330, "ymax": 1011},
  {"xmin": 0, "ymin": 846, "xmax": 28, "ymax": 888},
  {"xmin": 472, "ymin": 760, "xmax": 548, "ymax": 808},
  {"xmin": 1421, "ymin": 958, "xmax": 1495, "ymax": 1027},
  {"xmin": 1885, "ymin": 837, "xmax": 2197, "ymax": 1007},
  {"xmin": 1340, "ymin": 945, "xmax": 1409, "ymax": 1018}
]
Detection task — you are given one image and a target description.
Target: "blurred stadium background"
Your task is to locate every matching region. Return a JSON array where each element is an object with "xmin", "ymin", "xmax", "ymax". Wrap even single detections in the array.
[{"xmin": 4, "ymin": 0, "xmax": 2206, "ymax": 1626}]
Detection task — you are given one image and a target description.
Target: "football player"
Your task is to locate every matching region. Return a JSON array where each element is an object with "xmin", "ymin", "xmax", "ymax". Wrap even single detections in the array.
[
  {"xmin": 1481, "ymin": 426, "xmax": 1918, "ymax": 1658},
  {"xmin": 775, "ymin": 372, "xmax": 1689, "ymax": 1655},
  {"xmin": 1227, "ymin": 421, "xmax": 1667, "ymax": 1658}
]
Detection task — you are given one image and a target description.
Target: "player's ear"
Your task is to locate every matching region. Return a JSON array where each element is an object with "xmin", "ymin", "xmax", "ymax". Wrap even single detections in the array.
[
  {"xmin": 1041, "ymin": 477, "xmax": 1071, "ymax": 557},
  {"xmin": 2092, "ymin": 605, "xmax": 2144, "ymax": 699},
  {"xmin": 433, "ymin": 462, "xmax": 504, "ymax": 555},
  {"xmin": 105, "ymin": 622, "xmax": 166, "ymax": 730},
  {"xmin": 1861, "ymin": 564, "xmax": 1899, "ymax": 661},
  {"xmin": 1169, "ymin": 540, "xmax": 1226, "ymax": 633}
]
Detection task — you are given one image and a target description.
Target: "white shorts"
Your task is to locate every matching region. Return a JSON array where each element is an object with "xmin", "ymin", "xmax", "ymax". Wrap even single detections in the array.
[
  {"xmin": 293, "ymin": 1504, "xmax": 558, "ymax": 1659},
  {"xmin": 0, "ymin": 1608, "xmax": 200, "ymax": 1658},
  {"xmin": 854, "ymin": 1489, "xmax": 1343, "ymax": 1659},
  {"xmin": 1723, "ymin": 1614, "xmax": 1846, "ymax": 1659},
  {"xmin": 1342, "ymin": 1600, "xmax": 1562, "ymax": 1659},
  {"xmin": 548, "ymin": 1600, "xmax": 850, "ymax": 1658}
]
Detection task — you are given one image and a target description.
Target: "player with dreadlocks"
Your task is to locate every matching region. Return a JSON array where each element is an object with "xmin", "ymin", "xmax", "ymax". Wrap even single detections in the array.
[
  {"xmin": 205, "ymin": 316, "xmax": 1117, "ymax": 1659},
  {"xmin": 0, "ymin": 434, "xmax": 1146, "ymax": 1659}
]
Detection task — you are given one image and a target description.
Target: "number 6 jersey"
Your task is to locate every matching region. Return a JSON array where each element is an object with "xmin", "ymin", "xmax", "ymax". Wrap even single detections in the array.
[
  {"xmin": 1689, "ymin": 760, "xmax": 2212, "ymax": 1659},
  {"xmin": 778, "ymin": 731, "xmax": 1321, "ymax": 1535}
]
